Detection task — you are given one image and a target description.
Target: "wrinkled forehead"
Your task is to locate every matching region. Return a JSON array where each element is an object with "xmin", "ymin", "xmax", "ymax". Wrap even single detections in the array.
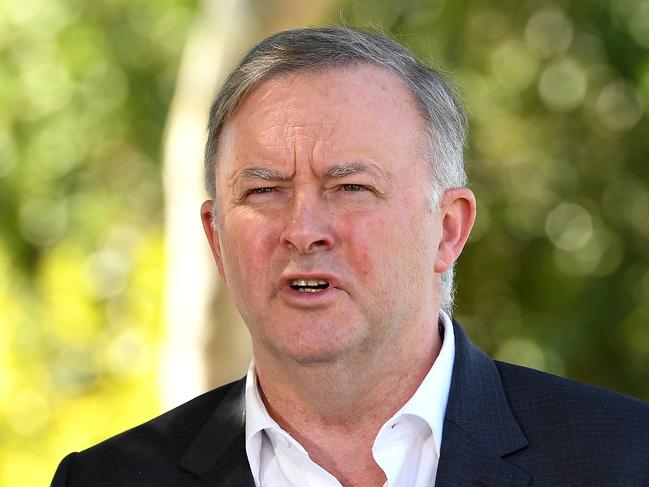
[
  {"xmin": 216, "ymin": 64, "xmax": 432, "ymax": 163},
  {"xmin": 236, "ymin": 63, "xmax": 427, "ymax": 121}
]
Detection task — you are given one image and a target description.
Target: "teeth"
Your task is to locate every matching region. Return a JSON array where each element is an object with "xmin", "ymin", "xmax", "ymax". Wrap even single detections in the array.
[
  {"xmin": 291, "ymin": 279, "xmax": 329, "ymax": 286},
  {"xmin": 290, "ymin": 278, "xmax": 330, "ymax": 293}
]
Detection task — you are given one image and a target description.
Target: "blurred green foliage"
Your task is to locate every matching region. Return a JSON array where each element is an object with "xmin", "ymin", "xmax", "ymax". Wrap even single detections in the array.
[
  {"xmin": 1, "ymin": 0, "xmax": 648, "ymax": 485},
  {"xmin": 342, "ymin": 0, "xmax": 649, "ymax": 399},
  {"xmin": 0, "ymin": 0, "xmax": 195, "ymax": 484}
]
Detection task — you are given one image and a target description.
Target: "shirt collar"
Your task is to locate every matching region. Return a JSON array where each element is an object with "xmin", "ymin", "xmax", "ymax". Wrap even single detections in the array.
[
  {"xmin": 244, "ymin": 359, "xmax": 278, "ymax": 486},
  {"xmin": 376, "ymin": 310, "xmax": 455, "ymax": 456}
]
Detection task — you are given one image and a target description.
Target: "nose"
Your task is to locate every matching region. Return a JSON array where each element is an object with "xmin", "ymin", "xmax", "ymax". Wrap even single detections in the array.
[{"xmin": 280, "ymin": 193, "xmax": 335, "ymax": 253}]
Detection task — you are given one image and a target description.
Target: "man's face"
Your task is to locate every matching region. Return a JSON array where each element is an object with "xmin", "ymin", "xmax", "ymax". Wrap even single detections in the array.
[{"xmin": 202, "ymin": 65, "xmax": 468, "ymax": 367}]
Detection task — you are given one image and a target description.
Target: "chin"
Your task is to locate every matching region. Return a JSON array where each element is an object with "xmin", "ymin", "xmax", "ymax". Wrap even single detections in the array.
[
  {"xmin": 288, "ymin": 351, "xmax": 346, "ymax": 367},
  {"xmin": 254, "ymin": 316, "xmax": 371, "ymax": 366},
  {"xmin": 271, "ymin": 337, "xmax": 362, "ymax": 367}
]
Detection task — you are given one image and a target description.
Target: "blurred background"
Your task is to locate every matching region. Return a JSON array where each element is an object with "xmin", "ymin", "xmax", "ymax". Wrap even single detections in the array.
[{"xmin": 1, "ymin": 0, "xmax": 648, "ymax": 484}]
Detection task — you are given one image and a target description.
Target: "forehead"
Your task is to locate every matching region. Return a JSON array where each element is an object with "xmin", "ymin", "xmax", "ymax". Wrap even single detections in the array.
[{"xmin": 215, "ymin": 64, "xmax": 430, "ymax": 174}]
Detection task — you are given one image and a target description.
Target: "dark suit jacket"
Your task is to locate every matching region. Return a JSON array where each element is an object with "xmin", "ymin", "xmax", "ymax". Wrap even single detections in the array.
[{"xmin": 52, "ymin": 323, "xmax": 649, "ymax": 486}]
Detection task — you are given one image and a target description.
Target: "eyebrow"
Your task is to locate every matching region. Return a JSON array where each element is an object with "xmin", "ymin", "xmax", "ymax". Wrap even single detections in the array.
[
  {"xmin": 325, "ymin": 162, "xmax": 368, "ymax": 177},
  {"xmin": 236, "ymin": 167, "xmax": 290, "ymax": 181},
  {"xmin": 324, "ymin": 162, "xmax": 391, "ymax": 186}
]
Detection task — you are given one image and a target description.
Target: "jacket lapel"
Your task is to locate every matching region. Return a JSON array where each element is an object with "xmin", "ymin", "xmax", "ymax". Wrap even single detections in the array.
[
  {"xmin": 179, "ymin": 379, "xmax": 255, "ymax": 486},
  {"xmin": 435, "ymin": 323, "xmax": 530, "ymax": 487}
]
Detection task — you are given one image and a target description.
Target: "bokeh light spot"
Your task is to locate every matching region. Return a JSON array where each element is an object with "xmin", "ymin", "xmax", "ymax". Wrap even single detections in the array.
[
  {"xmin": 629, "ymin": 1, "xmax": 649, "ymax": 49},
  {"xmin": 490, "ymin": 39, "xmax": 539, "ymax": 92},
  {"xmin": 26, "ymin": 124, "xmax": 87, "ymax": 178},
  {"xmin": 596, "ymin": 80, "xmax": 644, "ymax": 132},
  {"xmin": 553, "ymin": 233, "xmax": 602, "ymax": 276},
  {"xmin": 1, "ymin": 0, "xmax": 42, "ymax": 26},
  {"xmin": 19, "ymin": 196, "xmax": 68, "ymax": 246},
  {"xmin": 5, "ymin": 389, "xmax": 51, "ymax": 436},
  {"xmin": 525, "ymin": 6, "xmax": 573, "ymax": 58},
  {"xmin": 538, "ymin": 58, "xmax": 587, "ymax": 111},
  {"xmin": 17, "ymin": 54, "xmax": 74, "ymax": 120},
  {"xmin": 545, "ymin": 203, "xmax": 593, "ymax": 250},
  {"xmin": 83, "ymin": 247, "xmax": 132, "ymax": 299},
  {"xmin": 496, "ymin": 338, "xmax": 547, "ymax": 371},
  {"xmin": 103, "ymin": 330, "xmax": 152, "ymax": 378},
  {"xmin": 79, "ymin": 61, "xmax": 129, "ymax": 115}
]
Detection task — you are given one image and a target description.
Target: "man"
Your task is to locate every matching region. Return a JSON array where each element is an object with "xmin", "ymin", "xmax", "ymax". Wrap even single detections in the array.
[{"xmin": 53, "ymin": 26, "xmax": 649, "ymax": 487}]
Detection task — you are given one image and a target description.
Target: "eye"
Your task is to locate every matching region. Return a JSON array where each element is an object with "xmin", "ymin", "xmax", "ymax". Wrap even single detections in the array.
[
  {"xmin": 340, "ymin": 184, "xmax": 367, "ymax": 192},
  {"xmin": 248, "ymin": 187, "xmax": 275, "ymax": 195}
]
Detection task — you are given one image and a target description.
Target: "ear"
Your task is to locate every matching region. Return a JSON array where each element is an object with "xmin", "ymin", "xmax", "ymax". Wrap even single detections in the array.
[
  {"xmin": 200, "ymin": 200, "xmax": 227, "ymax": 281},
  {"xmin": 434, "ymin": 188, "xmax": 477, "ymax": 273}
]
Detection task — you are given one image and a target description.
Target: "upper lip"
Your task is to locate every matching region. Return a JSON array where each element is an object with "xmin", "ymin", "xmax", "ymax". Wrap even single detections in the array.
[{"xmin": 280, "ymin": 272, "xmax": 341, "ymax": 290}]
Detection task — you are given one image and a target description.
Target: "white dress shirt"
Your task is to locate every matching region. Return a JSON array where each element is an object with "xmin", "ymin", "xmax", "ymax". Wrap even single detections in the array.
[{"xmin": 245, "ymin": 311, "xmax": 456, "ymax": 487}]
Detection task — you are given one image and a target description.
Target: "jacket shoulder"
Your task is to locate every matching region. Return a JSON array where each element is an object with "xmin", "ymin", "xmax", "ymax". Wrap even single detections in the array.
[
  {"xmin": 52, "ymin": 378, "xmax": 245, "ymax": 486},
  {"xmin": 495, "ymin": 360, "xmax": 649, "ymax": 426},
  {"xmin": 495, "ymin": 361, "xmax": 649, "ymax": 483}
]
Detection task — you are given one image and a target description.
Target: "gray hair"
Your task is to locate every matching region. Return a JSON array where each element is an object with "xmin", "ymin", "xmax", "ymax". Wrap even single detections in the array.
[{"xmin": 204, "ymin": 26, "xmax": 468, "ymax": 314}]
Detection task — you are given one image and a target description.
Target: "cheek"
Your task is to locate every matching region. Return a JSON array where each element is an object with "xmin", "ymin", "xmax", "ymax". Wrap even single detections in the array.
[
  {"xmin": 341, "ymin": 212, "xmax": 398, "ymax": 278},
  {"xmin": 344, "ymin": 206, "xmax": 433, "ymax": 276},
  {"xmin": 220, "ymin": 216, "xmax": 281, "ymax": 283}
]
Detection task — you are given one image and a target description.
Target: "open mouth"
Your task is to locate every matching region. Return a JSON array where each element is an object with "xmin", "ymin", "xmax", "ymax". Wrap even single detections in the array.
[{"xmin": 290, "ymin": 279, "xmax": 330, "ymax": 293}]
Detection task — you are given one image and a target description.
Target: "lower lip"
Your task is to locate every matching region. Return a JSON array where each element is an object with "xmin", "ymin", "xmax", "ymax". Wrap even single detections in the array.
[{"xmin": 280, "ymin": 285, "xmax": 342, "ymax": 307}]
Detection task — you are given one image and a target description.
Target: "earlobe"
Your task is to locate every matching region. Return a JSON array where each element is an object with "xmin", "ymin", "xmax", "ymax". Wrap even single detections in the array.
[
  {"xmin": 200, "ymin": 200, "xmax": 227, "ymax": 281},
  {"xmin": 433, "ymin": 188, "xmax": 476, "ymax": 273}
]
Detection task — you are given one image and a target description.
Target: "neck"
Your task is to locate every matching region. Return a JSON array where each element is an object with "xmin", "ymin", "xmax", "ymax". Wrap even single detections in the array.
[
  {"xmin": 254, "ymin": 315, "xmax": 441, "ymax": 434},
  {"xmin": 252, "ymin": 316, "xmax": 442, "ymax": 487}
]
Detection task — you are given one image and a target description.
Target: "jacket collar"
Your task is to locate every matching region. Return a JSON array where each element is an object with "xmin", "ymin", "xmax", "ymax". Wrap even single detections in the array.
[
  {"xmin": 179, "ymin": 379, "xmax": 255, "ymax": 486},
  {"xmin": 435, "ymin": 321, "xmax": 530, "ymax": 487}
]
